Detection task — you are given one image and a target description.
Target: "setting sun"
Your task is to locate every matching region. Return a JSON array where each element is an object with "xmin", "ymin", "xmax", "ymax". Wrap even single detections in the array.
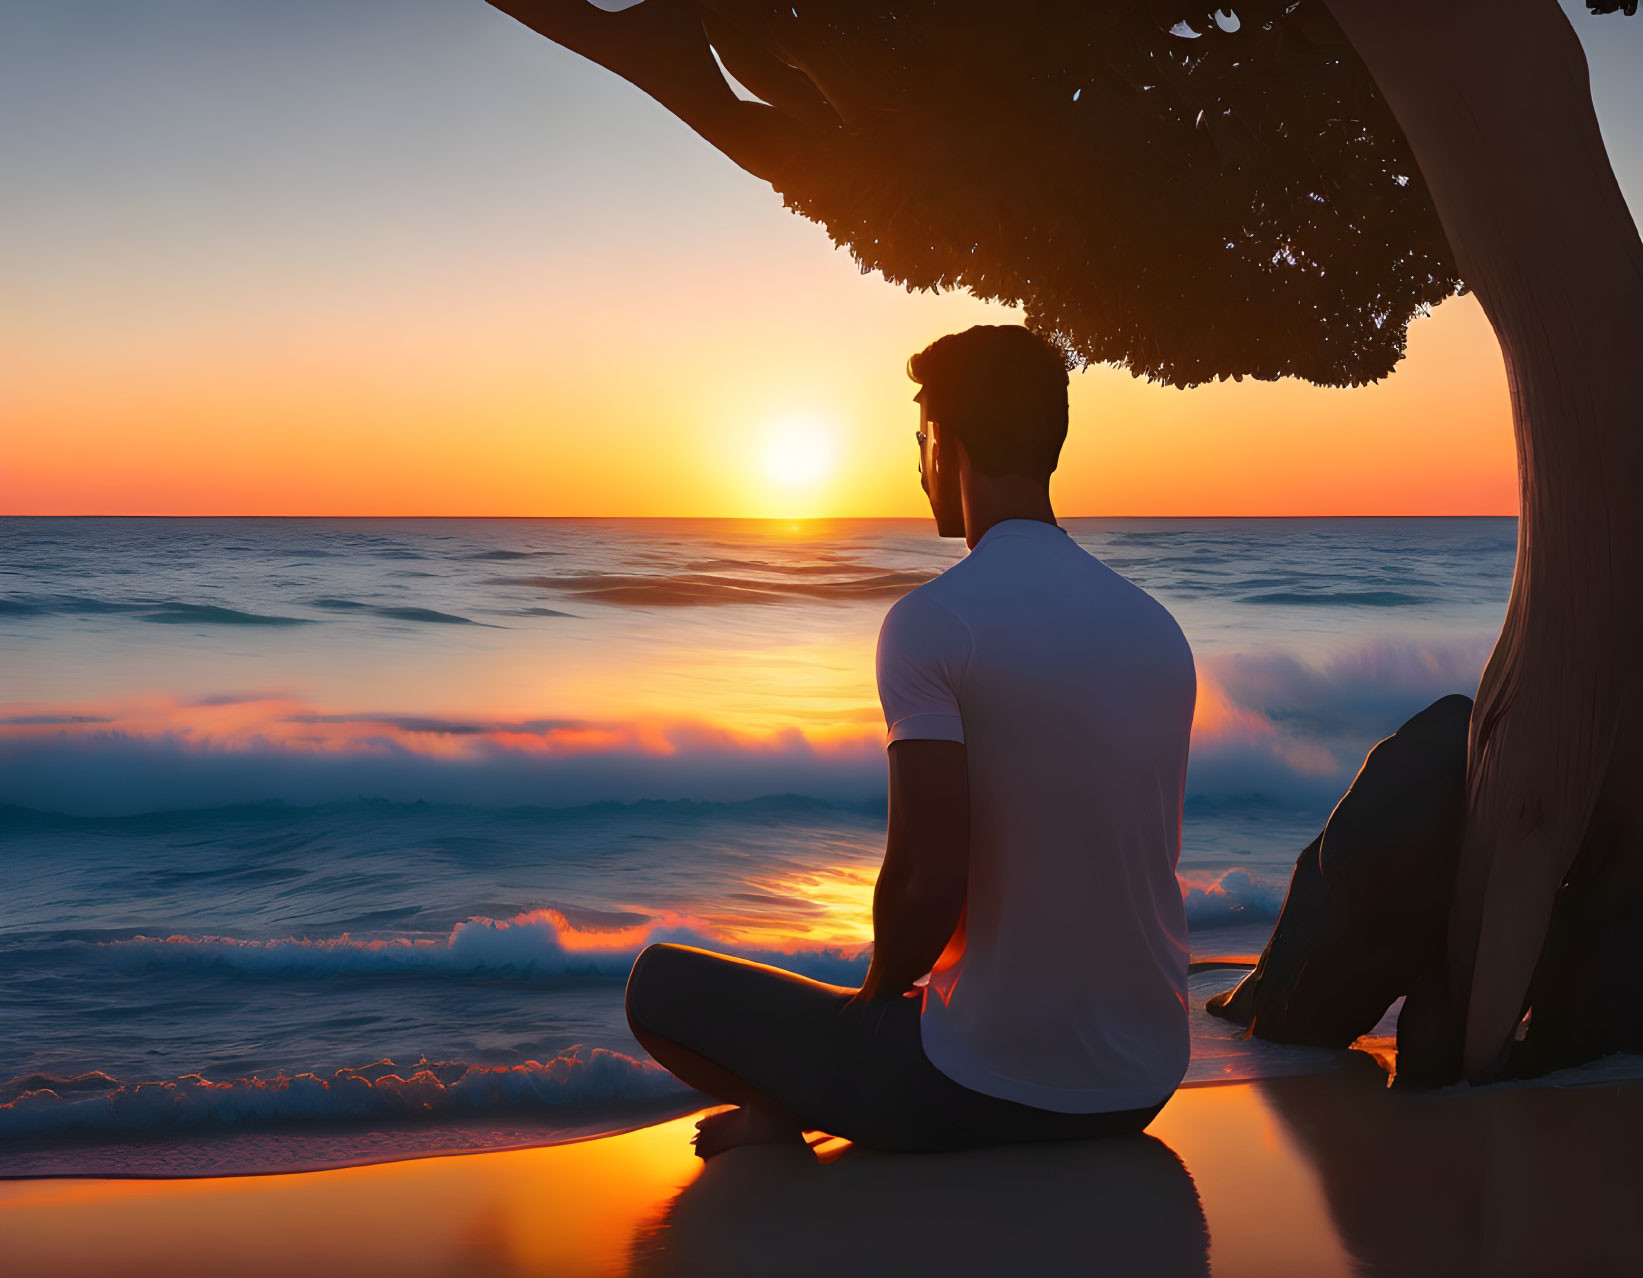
[
  {"xmin": 761, "ymin": 417, "xmax": 838, "ymax": 489},
  {"xmin": 6, "ymin": 2, "xmax": 1643, "ymax": 1272}
]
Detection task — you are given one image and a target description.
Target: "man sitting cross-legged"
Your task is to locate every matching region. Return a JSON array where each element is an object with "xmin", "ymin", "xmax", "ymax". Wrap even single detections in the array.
[{"xmin": 626, "ymin": 325, "xmax": 1198, "ymax": 1158}]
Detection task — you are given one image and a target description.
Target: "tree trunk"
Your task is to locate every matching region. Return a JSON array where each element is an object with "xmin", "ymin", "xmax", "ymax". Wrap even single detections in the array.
[{"xmin": 1321, "ymin": 0, "xmax": 1643, "ymax": 1081}]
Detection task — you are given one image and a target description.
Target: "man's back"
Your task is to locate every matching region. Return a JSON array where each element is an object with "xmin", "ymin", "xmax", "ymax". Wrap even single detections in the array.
[{"xmin": 876, "ymin": 517, "xmax": 1197, "ymax": 1112}]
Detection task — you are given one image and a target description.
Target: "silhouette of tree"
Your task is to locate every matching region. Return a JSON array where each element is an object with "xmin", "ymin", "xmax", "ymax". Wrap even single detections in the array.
[
  {"xmin": 485, "ymin": 0, "xmax": 1463, "ymax": 387},
  {"xmin": 487, "ymin": 0, "xmax": 1643, "ymax": 1084}
]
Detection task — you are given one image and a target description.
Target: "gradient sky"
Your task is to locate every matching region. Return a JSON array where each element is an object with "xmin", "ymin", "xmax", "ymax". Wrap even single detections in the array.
[{"xmin": 3, "ymin": 0, "xmax": 1640, "ymax": 518}]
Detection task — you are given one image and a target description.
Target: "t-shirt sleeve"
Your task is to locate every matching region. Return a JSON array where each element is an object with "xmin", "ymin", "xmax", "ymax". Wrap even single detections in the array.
[{"xmin": 875, "ymin": 589, "xmax": 971, "ymax": 745}]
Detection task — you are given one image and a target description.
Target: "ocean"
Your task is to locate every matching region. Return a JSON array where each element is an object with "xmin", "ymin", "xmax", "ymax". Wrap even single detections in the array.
[{"xmin": 0, "ymin": 515, "xmax": 1517, "ymax": 1170}]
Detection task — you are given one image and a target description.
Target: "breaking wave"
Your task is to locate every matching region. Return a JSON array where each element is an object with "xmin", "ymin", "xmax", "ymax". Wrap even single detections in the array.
[
  {"xmin": 138, "ymin": 603, "xmax": 318, "ymax": 626},
  {"xmin": 0, "ymin": 631, "xmax": 1494, "ymax": 820},
  {"xmin": 0, "ymin": 1047, "xmax": 688, "ymax": 1142},
  {"xmin": 0, "ymin": 732, "xmax": 892, "ymax": 817},
  {"xmin": 0, "ymin": 593, "xmax": 505, "ymax": 628},
  {"xmin": 1, "ymin": 971, "xmax": 1399, "ymax": 1155},
  {"xmin": 1237, "ymin": 590, "xmax": 1433, "ymax": 607},
  {"xmin": 1179, "ymin": 868, "xmax": 1290, "ymax": 928},
  {"xmin": 307, "ymin": 598, "xmax": 491, "ymax": 625},
  {"xmin": 0, "ymin": 596, "xmax": 318, "ymax": 626},
  {"xmin": 490, "ymin": 568, "xmax": 938, "ymax": 606},
  {"xmin": 74, "ymin": 872, "xmax": 1286, "ymax": 983},
  {"xmin": 92, "ymin": 909, "xmax": 873, "ymax": 985}
]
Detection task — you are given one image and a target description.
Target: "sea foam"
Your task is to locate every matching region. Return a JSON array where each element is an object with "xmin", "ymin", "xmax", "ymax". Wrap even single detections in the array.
[
  {"xmin": 87, "ymin": 868, "xmax": 1286, "ymax": 987},
  {"xmin": 0, "ymin": 972, "xmax": 1411, "ymax": 1150},
  {"xmin": 0, "ymin": 1046, "xmax": 687, "ymax": 1141},
  {"xmin": 94, "ymin": 909, "xmax": 873, "ymax": 985}
]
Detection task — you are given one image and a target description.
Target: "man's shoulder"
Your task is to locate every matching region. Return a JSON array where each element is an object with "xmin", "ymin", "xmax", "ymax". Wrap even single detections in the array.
[
  {"xmin": 906, "ymin": 544, "xmax": 999, "ymax": 608},
  {"xmin": 884, "ymin": 574, "xmax": 953, "ymax": 621},
  {"xmin": 878, "ymin": 575, "xmax": 972, "ymax": 657}
]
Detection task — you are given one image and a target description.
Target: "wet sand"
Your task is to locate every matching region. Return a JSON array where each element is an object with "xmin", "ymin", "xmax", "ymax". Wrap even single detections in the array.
[{"xmin": 4, "ymin": 1055, "xmax": 1640, "ymax": 1278}]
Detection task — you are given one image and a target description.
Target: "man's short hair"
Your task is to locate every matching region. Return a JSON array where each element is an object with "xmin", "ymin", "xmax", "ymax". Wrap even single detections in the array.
[{"xmin": 907, "ymin": 325, "xmax": 1071, "ymax": 479}]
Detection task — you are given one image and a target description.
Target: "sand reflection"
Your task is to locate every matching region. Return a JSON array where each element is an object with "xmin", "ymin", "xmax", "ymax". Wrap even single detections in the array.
[
  {"xmin": 1255, "ymin": 1055, "xmax": 1643, "ymax": 1278},
  {"xmin": 627, "ymin": 1131, "xmax": 1209, "ymax": 1278}
]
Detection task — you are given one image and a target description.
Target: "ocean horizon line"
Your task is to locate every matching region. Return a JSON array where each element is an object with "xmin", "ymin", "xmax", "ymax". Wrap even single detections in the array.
[{"xmin": 1, "ymin": 512, "xmax": 1519, "ymax": 522}]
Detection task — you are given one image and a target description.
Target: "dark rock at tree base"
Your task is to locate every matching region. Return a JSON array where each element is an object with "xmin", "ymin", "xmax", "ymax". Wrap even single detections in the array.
[
  {"xmin": 1389, "ymin": 959, "xmax": 1466, "ymax": 1090},
  {"xmin": 1210, "ymin": 689, "xmax": 1643, "ymax": 1089},
  {"xmin": 1509, "ymin": 743, "xmax": 1643, "ymax": 1077},
  {"xmin": 1206, "ymin": 694, "xmax": 1473, "ymax": 1061}
]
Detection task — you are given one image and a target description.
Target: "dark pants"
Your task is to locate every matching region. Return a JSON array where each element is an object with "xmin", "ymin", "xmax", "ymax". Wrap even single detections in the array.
[{"xmin": 624, "ymin": 943, "xmax": 1165, "ymax": 1153}]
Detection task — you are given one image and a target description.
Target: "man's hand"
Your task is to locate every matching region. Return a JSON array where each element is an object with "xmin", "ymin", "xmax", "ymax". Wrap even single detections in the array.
[
  {"xmin": 839, "ymin": 987, "xmax": 882, "ymax": 1018},
  {"xmin": 841, "ymin": 981, "xmax": 917, "ymax": 1015}
]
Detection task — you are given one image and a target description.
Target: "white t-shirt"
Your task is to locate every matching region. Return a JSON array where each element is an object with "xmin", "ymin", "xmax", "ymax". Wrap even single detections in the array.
[{"xmin": 876, "ymin": 518, "xmax": 1196, "ymax": 1113}]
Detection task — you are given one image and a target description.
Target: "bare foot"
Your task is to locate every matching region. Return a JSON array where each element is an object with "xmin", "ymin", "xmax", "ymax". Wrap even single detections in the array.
[{"xmin": 691, "ymin": 1105, "xmax": 805, "ymax": 1160}]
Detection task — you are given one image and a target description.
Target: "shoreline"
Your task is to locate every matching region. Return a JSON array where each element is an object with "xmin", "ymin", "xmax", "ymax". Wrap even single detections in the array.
[
  {"xmin": 0, "ymin": 959, "xmax": 1281, "ymax": 1180},
  {"xmin": 0, "ymin": 1100, "xmax": 706, "ymax": 1183},
  {"xmin": 0, "ymin": 1066, "xmax": 1274, "ymax": 1185},
  {"xmin": 6, "ymin": 1060, "xmax": 1641, "ymax": 1278}
]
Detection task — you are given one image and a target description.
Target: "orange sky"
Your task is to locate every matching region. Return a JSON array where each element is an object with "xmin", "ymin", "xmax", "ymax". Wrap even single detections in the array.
[
  {"xmin": 1, "ymin": 268, "xmax": 1514, "ymax": 518},
  {"xmin": 5, "ymin": 2, "xmax": 1636, "ymax": 519}
]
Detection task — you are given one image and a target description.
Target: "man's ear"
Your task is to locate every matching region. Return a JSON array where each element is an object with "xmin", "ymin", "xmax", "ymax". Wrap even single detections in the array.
[
  {"xmin": 935, "ymin": 427, "xmax": 969, "ymax": 478},
  {"xmin": 928, "ymin": 419, "xmax": 949, "ymax": 470}
]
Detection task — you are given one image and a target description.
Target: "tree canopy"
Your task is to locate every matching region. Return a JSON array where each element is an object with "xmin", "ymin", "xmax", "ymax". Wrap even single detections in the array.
[
  {"xmin": 501, "ymin": 1, "xmax": 1634, "ymax": 385},
  {"xmin": 698, "ymin": 0, "xmax": 1469, "ymax": 387}
]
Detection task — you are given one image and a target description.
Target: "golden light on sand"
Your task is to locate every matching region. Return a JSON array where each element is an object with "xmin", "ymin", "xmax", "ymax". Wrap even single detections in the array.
[{"xmin": 760, "ymin": 416, "xmax": 837, "ymax": 489}]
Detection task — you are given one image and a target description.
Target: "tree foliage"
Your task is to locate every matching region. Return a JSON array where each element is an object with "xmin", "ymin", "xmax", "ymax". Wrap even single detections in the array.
[
  {"xmin": 705, "ymin": 1, "xmax": 1464, "ymax": 387},
  {"xmin": 502, "ymin": 0, "xmax": 1633, "ymax": 386}
]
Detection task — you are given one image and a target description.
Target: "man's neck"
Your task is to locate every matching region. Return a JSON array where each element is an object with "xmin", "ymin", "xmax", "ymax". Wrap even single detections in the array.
[{"xmin": 961, "ymin": 476, "xmax": 1058, "ymax": 550}]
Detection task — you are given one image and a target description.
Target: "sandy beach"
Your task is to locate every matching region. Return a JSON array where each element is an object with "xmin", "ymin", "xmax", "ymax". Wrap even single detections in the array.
[
  {"xmin": 8, "ymin": 0, "xmax": 1643, "ymax": 1272},
  {"xmin": 6, "ymin": 1055, "xmax": 1640, "ymax": 1278}
]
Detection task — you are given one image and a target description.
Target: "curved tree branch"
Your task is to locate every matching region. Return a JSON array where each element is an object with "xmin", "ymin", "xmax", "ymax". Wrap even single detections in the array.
[
  {"xmin": 698, "ymin": 0, "xmax": 897, "ymax": 128},
  {"xmin": 699, "ymin": 5, "xmax": 844, "ymax": 132},
  {"xmin": 485, "ymin": 0, "xmax": 823, "ymax": 183}
]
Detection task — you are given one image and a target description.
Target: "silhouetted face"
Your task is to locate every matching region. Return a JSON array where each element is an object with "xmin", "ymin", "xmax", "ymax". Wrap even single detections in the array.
[{"xmin": 917, "ymin": 399, "xmax": 966, "ymax": 538}]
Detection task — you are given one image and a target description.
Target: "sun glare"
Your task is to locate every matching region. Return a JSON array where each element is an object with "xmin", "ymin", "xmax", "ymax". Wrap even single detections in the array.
[{"xmin": 761, "ymin": 417, "xmax": 836, "ymax": 488}]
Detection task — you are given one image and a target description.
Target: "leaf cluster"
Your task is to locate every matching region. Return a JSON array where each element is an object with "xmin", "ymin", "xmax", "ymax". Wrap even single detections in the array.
[{"xmin": 721, "ymin": 0, "xmax": 1464, "ymax": 386}]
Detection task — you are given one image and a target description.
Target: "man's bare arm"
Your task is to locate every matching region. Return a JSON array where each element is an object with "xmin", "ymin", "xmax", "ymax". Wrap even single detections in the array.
[{"xmin": 855, "ymin": 739, "xmax": 969, "ymax": 1002}]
